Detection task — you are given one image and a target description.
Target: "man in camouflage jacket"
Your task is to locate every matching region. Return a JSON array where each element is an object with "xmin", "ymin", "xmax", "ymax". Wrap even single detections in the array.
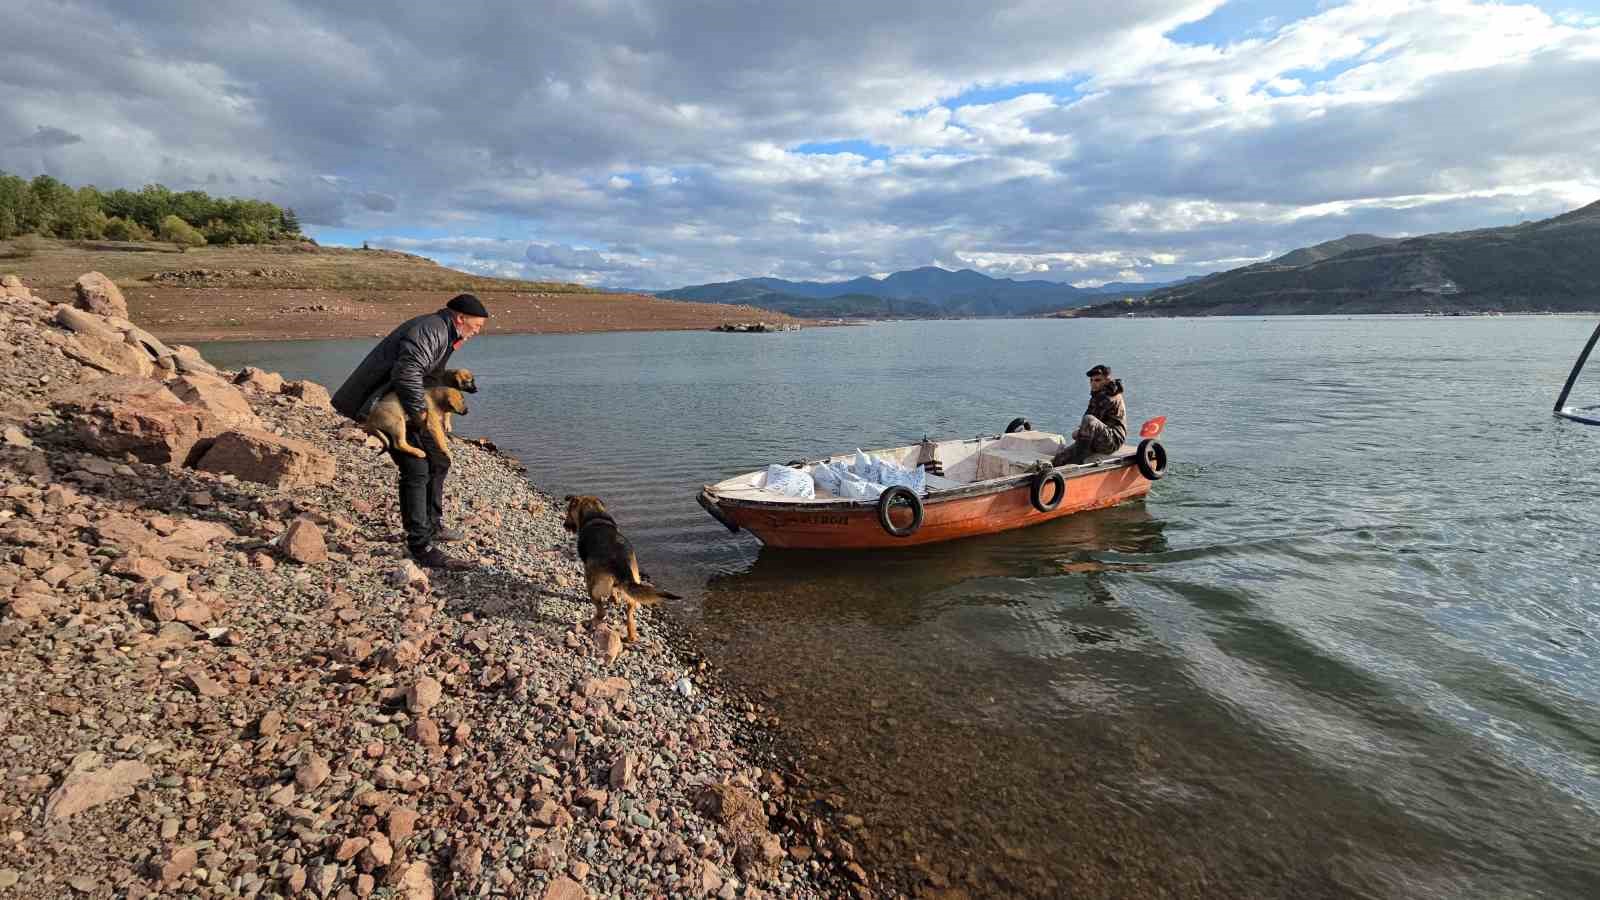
[{"xmin": 1053, "ymin": 364, "xmax": 1127, "ymax": 465}]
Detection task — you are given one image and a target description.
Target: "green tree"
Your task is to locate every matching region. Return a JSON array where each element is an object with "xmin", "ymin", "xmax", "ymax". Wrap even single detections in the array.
[
  {"xmin": 0, "ymin": 209, "xmax": 15, "ymax": 240},
  {"xmin": 280, "ymin": 207, "xmax": 301, "ymax": 235},
  {"xmin": 159, "ymin": 214, "xmax": 206, "ymax": 248},
  {"xmin": 102, "ymin": 216, "xmax": 152, "ymax": 241}
]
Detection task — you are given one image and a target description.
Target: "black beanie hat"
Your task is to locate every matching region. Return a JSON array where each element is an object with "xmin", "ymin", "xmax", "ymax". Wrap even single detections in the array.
[{"xmin": 446, "ymin": 293, "xmax": 489, "ymax": 318}]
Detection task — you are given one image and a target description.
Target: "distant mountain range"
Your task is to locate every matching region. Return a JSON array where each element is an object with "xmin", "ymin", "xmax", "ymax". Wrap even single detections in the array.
[
  {"xmin": 1075, "ymin": 199, "xmax": 1600, "ymax": 317},
  {"xmin": 655, "ymin": 267, "xmax": 1196, "ymax": 318}
]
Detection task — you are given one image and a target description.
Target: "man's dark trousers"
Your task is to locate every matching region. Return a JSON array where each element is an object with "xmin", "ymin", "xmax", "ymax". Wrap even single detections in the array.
[{"xmin": 389, "ymin": 420, "xmax": 450, "ymax": 555}]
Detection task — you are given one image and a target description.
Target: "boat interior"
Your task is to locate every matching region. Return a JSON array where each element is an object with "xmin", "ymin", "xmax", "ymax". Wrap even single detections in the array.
[{"xmin": 711, "ymin": 430, "xmax": 1138, "ymax": 503}]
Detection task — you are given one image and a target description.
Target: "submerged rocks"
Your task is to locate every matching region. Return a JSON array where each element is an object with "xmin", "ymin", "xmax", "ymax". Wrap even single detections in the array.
[
  {"xmin": 193, "ymin": 428, "xmax": 336, "ymax": 487},
  {"xmin": 73, "ymin": 271, "xmax": 129, "ymax": 318}
]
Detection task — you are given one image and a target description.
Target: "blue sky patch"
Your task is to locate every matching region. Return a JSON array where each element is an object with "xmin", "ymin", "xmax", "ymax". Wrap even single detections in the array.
[{"xmin": 792, "ymin": 140, "xmax": 891, "ymax": 160}]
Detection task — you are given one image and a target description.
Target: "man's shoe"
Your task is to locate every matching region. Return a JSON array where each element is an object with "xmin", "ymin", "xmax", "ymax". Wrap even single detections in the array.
[
  {"xmin": 411, "ymin": 545, "xmax": 471, "ymax": 571},
  {"xmin": 432, "ymin": 526, "xmax": 466, "ymax": 543}
]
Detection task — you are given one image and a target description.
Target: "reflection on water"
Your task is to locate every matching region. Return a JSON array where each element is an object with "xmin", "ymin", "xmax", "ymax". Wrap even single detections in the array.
[{"xmin": 202, "ymin": 318, "xmax": 1600, "ymax": 899}]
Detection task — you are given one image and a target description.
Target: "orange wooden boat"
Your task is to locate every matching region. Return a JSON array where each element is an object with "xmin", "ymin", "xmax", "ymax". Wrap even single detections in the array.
[{"xmin": 697, "ymin": 418, "xmax": 1169, "ymax": 548}]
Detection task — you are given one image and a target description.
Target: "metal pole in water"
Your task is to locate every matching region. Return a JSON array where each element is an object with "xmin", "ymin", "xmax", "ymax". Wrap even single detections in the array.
[{"xmin": 1554, "ymin": 321, "xmax": 1600, "ymax": 414}]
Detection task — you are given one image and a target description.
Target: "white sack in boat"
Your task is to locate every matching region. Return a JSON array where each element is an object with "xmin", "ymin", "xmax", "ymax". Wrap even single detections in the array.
[{"xmin": 763, "ymin": 464, "xmax": 816, "ymax": 499}]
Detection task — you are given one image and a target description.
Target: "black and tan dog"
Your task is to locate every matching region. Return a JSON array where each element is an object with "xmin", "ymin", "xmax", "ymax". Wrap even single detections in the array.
[{"xmin": 563, "ymin": 495, "xmax": 681, "ymax": 642}]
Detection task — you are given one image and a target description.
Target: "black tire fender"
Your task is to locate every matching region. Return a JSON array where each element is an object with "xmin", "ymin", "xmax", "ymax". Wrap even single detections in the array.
[
  {"xmin": 1005, "ymin": 417, "xmax": 1033, "ymax": 434},
  {"xmin": 1030, "ymin": 469, "xmax": 1065, "ymax": 512},
  {"xmin": 877, "ymin": 486, "xmax": 924, "ymax": 538},
  {"xmin": 1135, "ymin": 439, "xmax": 1168, "ymax": 481}
]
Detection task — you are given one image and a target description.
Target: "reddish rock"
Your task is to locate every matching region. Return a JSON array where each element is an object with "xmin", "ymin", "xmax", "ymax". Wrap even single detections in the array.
[
  {"xmin": 387, "ymin": 807, "xmax": 421, "ymax": 844},
  {"xmin": 173, "ymin": 598, "xmax": 213, "ymax": 625},
  {"xmin": 408, "ymin": 717, "xmax": 441, "ymax": 748},
  {"xmin": 187, "ymin": 670, "xmax": 229, "ymax": 698},
  {"xmin": 281, "ymin": 517, "xmax": 328, "ymax": 564},
  {"xmin": 52, "ymin": 377, "xmax": 218, "ymax": 465},
  {"xmin": 335, "ymin": 836, "xmax": 370, "ymax": 862},
  {"xmin": 169, "ymin": 373, "xmax": 261, "ymax": 429},
  {"xmin": 406, "ymin": 676, "xmax": 442, "ymax": 714},
  {"xmin": 73, "ymin": 272, "xmax": 129, "ymax": 318},
  {"xmin": 283, "ymin": 379, "xmax": 333, "ymax": 410},
  {"xmin": 592, "ymin": 625, "xmax": 623, "ymax": 665},
  {"xmin": 194, "ymin": 429, "xmax": 336, "ymax": 488},
  {"xmin": 396, "ymin": 862, "xmax": 433, "ymax": 900},
  {"xmin": 542, "ymin": 877, "xmax": 588, "ymax": 900},
  {"xmin": 295, "ymin": 752, "xmax": 331, "ymax": 792},
  {"xmin": 360, "ymin": 832, "xmax": 394, "ymax": 869},
  {"xmin": 232, "ymin": 366, "xmax": 285, "ymax": 393},
  {"xmin": 157, "ymin": 845, "xmax": 198, "ymax": 885},
  {"xmin": 609, "ymin": 753, "xmax": 636, "ymax": 791},
  {"xmin": 581, "ymin": 676, "xmax": 632, "ymax": 700},
  {"xmin": 108, "ymin": 554, "xmax": 172, "ymax": 582},
  {"xmin": 43, "ymin": 759, "xmax": 152, "ymax": 822}
]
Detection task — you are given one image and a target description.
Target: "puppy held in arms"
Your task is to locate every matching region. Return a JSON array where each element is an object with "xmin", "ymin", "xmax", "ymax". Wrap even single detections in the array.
[
  {"xmin": 363, "ymin": 386, "xmax": 468, "ymax": 461},
  {"xmin": 564, "ymin": 495, "xmax": 682, "ymax": 643}
]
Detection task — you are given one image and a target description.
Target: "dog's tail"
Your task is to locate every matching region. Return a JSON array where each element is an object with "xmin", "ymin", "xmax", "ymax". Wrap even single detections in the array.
[
  {"xmin": 627, "ymin": 580, "xmax": 682, "ymax": 605},
  {"xmin": 362, "ymin": 425, "xmax": 392, "ymax": 453}
]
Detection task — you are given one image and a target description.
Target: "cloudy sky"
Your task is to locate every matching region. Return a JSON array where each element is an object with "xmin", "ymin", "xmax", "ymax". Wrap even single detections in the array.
[{"xmin": 4, "ymin": 0, "xmax": 1600, "ymax": 290}]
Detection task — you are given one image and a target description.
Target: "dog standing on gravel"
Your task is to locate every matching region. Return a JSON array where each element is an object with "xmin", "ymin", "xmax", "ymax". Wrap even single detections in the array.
[{"xmin": 563, "ymin": 495, "xmax": 681, "ymax": 642}]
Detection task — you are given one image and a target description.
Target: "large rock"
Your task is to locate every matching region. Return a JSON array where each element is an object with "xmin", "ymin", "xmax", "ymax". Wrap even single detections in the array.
[
  {"xmin": 233, "ymin": 366, "xmax": 285, "ymax": 394},
  {"xmin": 172, "ymin": 345, "xmax": 219, "ymax": 376},
  {"xmin": 63, "ymin": 332, "xmax": 155, "ymax": 377},
  {"xmin": 52, "ymin": 377, "xmax": 218, "ymax": 465},
  {"xmin": 169, "ymin": 373, "xmax": 261, "ymax": 429},
  {"xmin": 282, "ymin": 379, "xmax": 333, "ymax": 410},
  {"xmin": 123, "ymin": 325, "xmax": 175, "ymax": 360},
  {"xmin": 281, "ymin": 516, "xmax": 328, "ymax": 564},
  {"xmin": 1, "ymin": 273, "xmax": 32, "ymax": 300},
  {"xmin": 44, "ymin": 758, "xmax": 152, "ymax": 822},
  {"xmin": 73, "ymin": 272, "xmax": 128, "ymax": 318},
  {"xmin": 53, "ymin": 305, "xmax": 120, "ymax": 342},
  {"xmin": 193, "ymin": 429, "xmax": 336, "ymax": 488}
]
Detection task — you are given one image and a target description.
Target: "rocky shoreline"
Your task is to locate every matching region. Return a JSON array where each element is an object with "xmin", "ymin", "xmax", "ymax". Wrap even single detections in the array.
[{"xmin": 0, "ymin": 273, "xmax": 865, "ymax": 899}]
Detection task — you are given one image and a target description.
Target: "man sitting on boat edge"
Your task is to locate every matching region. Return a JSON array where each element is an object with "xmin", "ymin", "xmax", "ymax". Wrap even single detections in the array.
[{"xmin": 1052, "ymin": 364, "xmax": 1127, "ymax": 466}]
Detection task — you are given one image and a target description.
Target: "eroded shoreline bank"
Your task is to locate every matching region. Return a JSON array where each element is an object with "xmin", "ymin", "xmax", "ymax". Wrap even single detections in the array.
[{"xmin": 0, "ymin": 272, "xmax": 874, "ymax": 899}]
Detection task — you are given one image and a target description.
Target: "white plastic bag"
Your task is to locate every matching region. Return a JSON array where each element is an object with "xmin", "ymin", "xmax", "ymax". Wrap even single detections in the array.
[
  {"xmin": 873, "ymin": 454, "xmax": 927, "ymax": 494},
  {"xmin": 811, "ymin": 461, "xmax": 846, "ymax": 496},
  {"xmin": 763, "ymin": 464, "xmax": 815, "ymax": 499},
  {"xmin": 851, "ymin": 449, "xmax": 879, "ymax": 483}
]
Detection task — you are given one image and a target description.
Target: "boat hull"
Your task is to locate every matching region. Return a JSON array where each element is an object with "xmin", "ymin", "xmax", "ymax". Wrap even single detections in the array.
[{"xmin": 706, "ymin": 459, "xmax": 1153, "ymax": 549}]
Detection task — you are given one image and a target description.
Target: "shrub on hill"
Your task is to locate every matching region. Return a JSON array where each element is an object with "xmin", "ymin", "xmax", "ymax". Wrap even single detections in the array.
[{"xmin": 159, "ymin": 214, "xmax": 207, "ymax": 249}]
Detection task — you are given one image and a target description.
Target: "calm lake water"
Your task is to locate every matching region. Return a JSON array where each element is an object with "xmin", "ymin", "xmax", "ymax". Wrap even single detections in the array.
[{"xmin": 202, "ymin": 317, "xmax": 1600, "ymax": 898}]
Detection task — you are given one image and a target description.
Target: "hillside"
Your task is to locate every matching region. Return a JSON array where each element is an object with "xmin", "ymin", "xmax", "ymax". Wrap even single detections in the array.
[
  {"xmin": 0, "ymin": 238, "xmax": 798, "ymax": 341},
  {"xmin": 1076, "ymin": 199, "xmax": 1600, "ymax": 317},
  {"xmin": 657, "ymin": 266, "xmax": 1187, "ymax": 318}
]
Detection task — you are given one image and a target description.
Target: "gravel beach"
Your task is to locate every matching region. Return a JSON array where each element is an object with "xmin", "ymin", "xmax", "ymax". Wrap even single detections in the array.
[{"xmin": 0, "ymin": 273, "xmax": 864, "ymax": 899}]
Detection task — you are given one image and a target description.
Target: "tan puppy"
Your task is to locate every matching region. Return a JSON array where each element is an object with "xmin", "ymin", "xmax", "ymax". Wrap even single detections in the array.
[
  {"xmin": 364, "ymin": 386, "xmax": 469, "ymax": 461},
  {"xmin": 563, "ymin": 495, "xmax": 681, "ymax": 642},
  {"xmin": 425, "ymin": 369, "xmax": 477, "ymax": 433}
]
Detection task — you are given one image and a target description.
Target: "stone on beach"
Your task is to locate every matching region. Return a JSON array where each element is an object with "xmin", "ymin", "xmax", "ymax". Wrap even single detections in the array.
[
  {"xmin": 194, "ymin": 428, "xmax": 336, "ymax": 487},
  {"xmin": 73, "ymin": 271, "xmax": 128, "ymax": 318},
  {"xmin": 281, "ymin": 516, "xmax": 328, "ymax": 563},
  {"xmin": 51, "ymin": 376, "xmax": 219, "ymax": 465},
  {"xmin": 168, "ymin": 372, "xmax": 262, "ymax": 429},
  {"xmin": 44, "ymin": 759, "xmax": 153, "ymax": 822}
]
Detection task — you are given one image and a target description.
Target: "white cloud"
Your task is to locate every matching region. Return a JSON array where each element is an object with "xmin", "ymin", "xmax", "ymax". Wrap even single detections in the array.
[{"xmin": 0, "ymin": 0, "xmax": 1596, "ymax": 289}]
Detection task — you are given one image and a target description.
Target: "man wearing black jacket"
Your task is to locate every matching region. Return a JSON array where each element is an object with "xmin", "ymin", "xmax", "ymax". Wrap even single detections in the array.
[{"xmin": 333, "ymin": 293, "xmax": 489, "ymax": 568}]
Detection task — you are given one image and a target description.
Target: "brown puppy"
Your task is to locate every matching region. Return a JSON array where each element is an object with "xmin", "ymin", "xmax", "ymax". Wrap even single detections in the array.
[
  {"xmin": 563, "ymin": 495, "xmax": 681, "ymax": 642},
  {"xmin": 364, "ymin": 386, "xmax": 469, "ymax": 461},
  {"xmin": 425, "ymin": 369, "xmax": 477, "ymax": 433}
]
